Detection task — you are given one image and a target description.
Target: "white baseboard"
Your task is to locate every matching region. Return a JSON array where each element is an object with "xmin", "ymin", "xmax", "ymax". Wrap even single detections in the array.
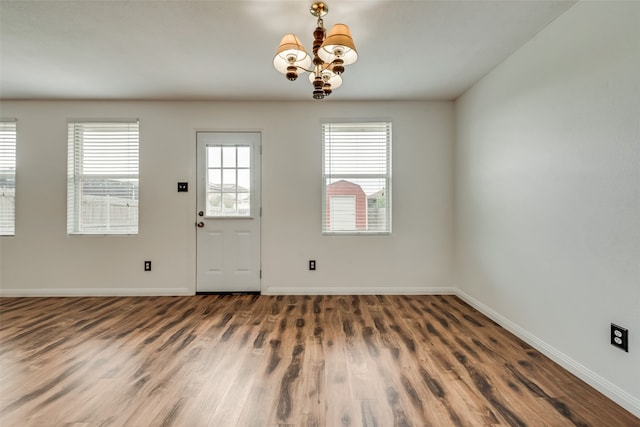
[
  {"xmin": 455, "ymin": 289, "xmax": 640, "ymax": 419},
  {"xmin": 0, "ymin": 288, "xmax": 194, "ymax": 297},
  {"xmin": 263, "ymin": 285, "xmax": 456, "ymax": 295}
]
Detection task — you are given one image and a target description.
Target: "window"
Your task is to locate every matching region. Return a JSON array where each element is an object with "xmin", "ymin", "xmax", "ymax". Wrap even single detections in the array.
[
  {"xmin": 322, "ymin": 122, "xmax": 391, "ymax": 234},
  {"xmin": 67, "ymin": 121, "xmax": 139, "ymax": 234},
  {"xmin": 0, "ymin": 120, "xmax": 17, "ymax": 236},
  {"xmin": 205, "ymin": 144, "xmax": 252, "ymax": 217}
]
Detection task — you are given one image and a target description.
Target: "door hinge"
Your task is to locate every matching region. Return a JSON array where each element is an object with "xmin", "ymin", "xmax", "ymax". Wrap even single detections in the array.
[
  {"xmin": 259, "ymin": 270, "xmax": 262, "ymax": 279},
  {"xmin": 260, "ymin": 207, "xmax": 262, "ymax": 217}
]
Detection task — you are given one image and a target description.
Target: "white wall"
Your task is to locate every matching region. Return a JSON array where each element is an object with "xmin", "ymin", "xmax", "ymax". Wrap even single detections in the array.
[
  {"xmin": 455, "ymin": 1, "xmax": 640, "ymax": 416},
  {"xmin": 0, "ymin": 101, "xmax": 455, "ymax": 295}
]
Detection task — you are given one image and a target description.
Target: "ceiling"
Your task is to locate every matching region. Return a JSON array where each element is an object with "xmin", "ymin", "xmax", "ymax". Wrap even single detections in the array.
[{"xmin": 0, "ymin": 0, "xmax": 575, "ymax": 102}]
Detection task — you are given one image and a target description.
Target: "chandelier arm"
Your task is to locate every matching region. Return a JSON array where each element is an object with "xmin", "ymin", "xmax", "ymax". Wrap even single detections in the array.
[{"xmin": 289, "ymin": 64, "xmax": 315, "ymax": 74}]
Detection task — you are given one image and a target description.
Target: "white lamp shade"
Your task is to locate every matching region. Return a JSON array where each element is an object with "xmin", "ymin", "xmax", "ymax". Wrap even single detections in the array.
[
  {"xmin": 273, "ymin": 34, "xmax": 312, "ymax": 74},
  {"xmin": 309, "ymin": 69, "xmax": 342, "ymax": 90},
  {"xmin": 318, "ymin": 24, "xmax": 358, "ymax": 65}
]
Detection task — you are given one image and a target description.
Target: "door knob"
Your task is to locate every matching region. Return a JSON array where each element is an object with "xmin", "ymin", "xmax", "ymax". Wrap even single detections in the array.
[{"xmin": 197, "ymin": 222, "xmax": 205, "ymax": 228}]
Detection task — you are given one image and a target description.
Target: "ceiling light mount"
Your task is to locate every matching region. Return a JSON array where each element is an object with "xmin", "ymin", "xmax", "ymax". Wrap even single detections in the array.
[
  {"xmin": 273, "ymin": 1, "xmax": 358, "ymax": 100},
  {"xmin": 309, "ymin": 2, "xmax": 328, "ymax": 18}
]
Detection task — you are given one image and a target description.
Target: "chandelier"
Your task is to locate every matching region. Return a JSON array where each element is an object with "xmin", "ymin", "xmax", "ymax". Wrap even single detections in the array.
[{"xmin": 273, "ymin": 2, "xmax": 358, "ymax": 99}]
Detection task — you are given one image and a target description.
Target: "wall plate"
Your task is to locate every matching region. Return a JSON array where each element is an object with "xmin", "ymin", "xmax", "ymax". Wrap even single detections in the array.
[{"xmin": 611, "ymin": 323, "xmax": 629, "ymax": 352}]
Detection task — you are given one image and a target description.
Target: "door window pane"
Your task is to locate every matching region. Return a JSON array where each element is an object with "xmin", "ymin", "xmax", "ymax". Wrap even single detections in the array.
[
  {"xmin": 223, "ymin": 169, "xmax": 236, "ymax": 188},
  {"xmin": 222, "ymin": 146, "xmax": 236, "ymax": 167},
  {"xmin": 208, "ymin": 146, "xmax": 221, "ymax": 168},
  {"xmin": 237, "ymin": 147, "xmax": 250, "ymax": 168},
  {"xmin": 237, "ymin": 169, "xmax": 250, "ymax": 192}
]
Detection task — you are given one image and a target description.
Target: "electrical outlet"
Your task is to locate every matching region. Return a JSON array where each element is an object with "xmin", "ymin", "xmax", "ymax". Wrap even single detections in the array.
[
  {"xmin": 177, "ymin": 182, "xmax": 188, "ymax": 192},
  {"xmin": 144, "ymin": 261, "xmax": 152, "ymax": 271},
  {"xmin": 611, "ymin": 323, "xmax": 628, "ymax": 352},
  {"xmin": 309, "ymin": 260, "xmax": 316, "ymax": 271}
]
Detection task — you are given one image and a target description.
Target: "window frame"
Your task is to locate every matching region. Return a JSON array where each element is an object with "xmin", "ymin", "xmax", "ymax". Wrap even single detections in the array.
[
  {"xmin": 322, "ymin": 121, "xmax": 392, "ymax": 235},
  {"xmin": 67, "ymin": 120, "xmax": 140, "ymax": 235}
]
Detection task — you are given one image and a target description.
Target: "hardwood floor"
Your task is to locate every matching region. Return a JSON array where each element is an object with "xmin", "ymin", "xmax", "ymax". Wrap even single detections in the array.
[{"xmin": 0, "ymin": 295, "xmax": 637, "ymax": 426}]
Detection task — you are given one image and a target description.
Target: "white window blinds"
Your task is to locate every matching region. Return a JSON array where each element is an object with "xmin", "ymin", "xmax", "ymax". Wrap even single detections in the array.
[
  {"xmin": 322, "ymin": 122, "xmax": 392, "ymax": 233},
  {"xmin": 0, "ymin": 121, "xmax": 17, "ymax": 236},
  {"xmin": 67, "ymin": 121, "xmax": 139, "ymax": 234}
]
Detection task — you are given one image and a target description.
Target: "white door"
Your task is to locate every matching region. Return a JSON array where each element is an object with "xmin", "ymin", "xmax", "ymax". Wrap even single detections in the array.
[
  {"xmin": 329, "ymin": 195, "xmax": 356, "ymax": 231},
  {"xmin": 196, "ymin": 132, "xmax": 261, "ymax": 293}
]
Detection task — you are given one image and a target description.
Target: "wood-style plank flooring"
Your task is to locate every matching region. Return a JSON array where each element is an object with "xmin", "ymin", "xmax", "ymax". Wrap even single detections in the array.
[{"xmin": 0, "ymin": 295, "xmax": 638, "ymax": 426}]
